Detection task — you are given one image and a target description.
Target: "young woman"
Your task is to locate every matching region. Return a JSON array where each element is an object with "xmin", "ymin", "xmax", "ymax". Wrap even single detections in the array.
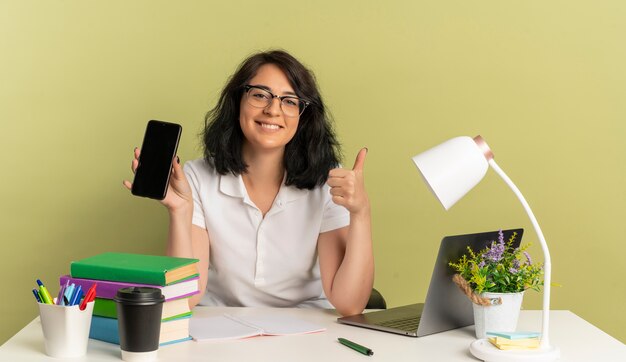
[{"xmin": 124, "ymin": 50, "xmax": 373, "ymax": 316}]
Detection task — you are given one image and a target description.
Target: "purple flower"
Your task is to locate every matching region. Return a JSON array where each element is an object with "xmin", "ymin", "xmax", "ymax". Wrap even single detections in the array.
[
  {"xmin": 509, "ymin": 259, "xmax": 520, "ymax": 274},
  {"xmin": 484, "ymin": 234, "xmax": 506, "ymax": 262},
  {"xmin": 478, "ymin": 261, "xmax": 485, "ymax": 268},
  {"xmin": 524, "ymin": 251, "xmax": 532, "ymax": 265}
]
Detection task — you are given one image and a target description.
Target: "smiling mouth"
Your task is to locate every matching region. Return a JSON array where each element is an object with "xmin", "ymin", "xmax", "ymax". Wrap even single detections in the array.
[{"xmin": 255, "ymin": 121, "xmax": 283, "ymax": 130}]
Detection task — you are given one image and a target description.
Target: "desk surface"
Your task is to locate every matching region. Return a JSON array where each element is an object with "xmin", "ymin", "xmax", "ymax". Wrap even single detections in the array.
[{"xmin": 1, "ymin": 308, "xmax": 624, "ymax": 361}]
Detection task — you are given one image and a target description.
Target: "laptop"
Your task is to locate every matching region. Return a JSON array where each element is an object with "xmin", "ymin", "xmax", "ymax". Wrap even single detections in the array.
[{"xmin": 337, "ymin": 228, "xmax": 523, "ymax": 337}]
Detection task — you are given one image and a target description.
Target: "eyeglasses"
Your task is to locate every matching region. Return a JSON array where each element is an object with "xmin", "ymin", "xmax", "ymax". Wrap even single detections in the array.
[{"xmin": 243, "ymin": 85, "xmax": 309, "ymax": 117}]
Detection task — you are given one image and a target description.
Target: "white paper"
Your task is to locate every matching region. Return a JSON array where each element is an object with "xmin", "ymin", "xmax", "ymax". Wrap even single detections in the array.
[
  {"xmin": 243, "ymin": 315, "xmax": 326, "ymax": 335},
  {"xmin": 189, "ymin": 314, "xmax": 325, "ymax": 342},
  {"xmin": 190, "ymin": 315, "xmax": 261, "ymax": 342}
]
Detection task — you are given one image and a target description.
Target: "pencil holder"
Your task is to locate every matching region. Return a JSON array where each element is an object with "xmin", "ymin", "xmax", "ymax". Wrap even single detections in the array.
[{"xmin": 38, "ymin": 301, "xmax": 95, "ymax": 358}]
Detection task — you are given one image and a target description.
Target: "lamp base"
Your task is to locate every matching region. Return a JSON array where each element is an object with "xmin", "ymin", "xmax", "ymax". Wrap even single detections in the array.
[{"xmin": 470, "ymin": 339, "xmax": 560, "ymax": 362}]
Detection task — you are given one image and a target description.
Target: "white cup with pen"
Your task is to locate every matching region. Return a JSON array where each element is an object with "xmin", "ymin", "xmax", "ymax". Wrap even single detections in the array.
[{"xmin": 34, "ymin": 278, "xmax": 97, "ymax": 358}]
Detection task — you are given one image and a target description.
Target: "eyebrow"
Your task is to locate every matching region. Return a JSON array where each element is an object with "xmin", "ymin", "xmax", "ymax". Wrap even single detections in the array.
[{"xmin": 249, "ymin": 84, "xmax": 298, "ymax": 97}]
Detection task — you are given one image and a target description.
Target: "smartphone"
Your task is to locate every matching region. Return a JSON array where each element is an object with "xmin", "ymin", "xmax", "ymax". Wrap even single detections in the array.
[{"xmin": 131, "ymin": 120, "xmax": 182, "ymax": 200}]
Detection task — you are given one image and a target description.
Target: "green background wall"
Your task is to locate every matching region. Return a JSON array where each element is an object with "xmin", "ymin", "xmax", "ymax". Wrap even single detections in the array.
[{"xmin": 1, "ymin": 0, "xmax": 624, "ymax": 345}]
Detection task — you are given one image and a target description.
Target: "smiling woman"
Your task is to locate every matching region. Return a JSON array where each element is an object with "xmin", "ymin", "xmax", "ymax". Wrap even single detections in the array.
[{"xmin": 123, "ymin": 50, "xmax": 375, "ymax": 317}]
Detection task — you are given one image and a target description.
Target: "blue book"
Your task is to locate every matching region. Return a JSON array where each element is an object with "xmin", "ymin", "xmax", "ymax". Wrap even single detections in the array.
[
  {"xmin": 89, "ymin": 316, "xmax": 119, "ymax": 344},
  {"xmin": 486, "ymin": 331, "xmax": 541, "ymax": 340},
  {"xmin": 89, "ymin": 315, "xmax": 192, "ymax": 346}
]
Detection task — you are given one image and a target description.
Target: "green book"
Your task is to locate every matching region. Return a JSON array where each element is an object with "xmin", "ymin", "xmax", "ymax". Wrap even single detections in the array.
[
  {"xmin": 70, "ymin": 252, "xmax": 199, "ymax": 286},
  {"xmin": 93, "ymin": 297, "xmax": 116, "ymax": 318},
  {"xmin": 93, "ymin": 297, "xmax": 192, "ymax": 321}
]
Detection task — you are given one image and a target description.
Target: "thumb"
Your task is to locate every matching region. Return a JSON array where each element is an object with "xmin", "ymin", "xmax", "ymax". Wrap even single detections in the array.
[
  {"xmin": 352, "ymin": 147, "xmax": 368, "ymax": 171},
  {"xmin": 171, "ymin": 156, "xmax": 182, "ymax": 177}
]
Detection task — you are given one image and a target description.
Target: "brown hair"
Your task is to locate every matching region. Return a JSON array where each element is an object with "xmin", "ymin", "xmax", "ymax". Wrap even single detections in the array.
[{"xmin": 202, "ymin": 50, "xmax": 341, "ymax": 189}]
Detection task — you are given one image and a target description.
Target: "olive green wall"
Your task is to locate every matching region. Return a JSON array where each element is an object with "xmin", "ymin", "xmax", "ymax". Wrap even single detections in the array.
[{"xmin": 1, "ymin": 0, "xmax": 624, "ymax": 345}]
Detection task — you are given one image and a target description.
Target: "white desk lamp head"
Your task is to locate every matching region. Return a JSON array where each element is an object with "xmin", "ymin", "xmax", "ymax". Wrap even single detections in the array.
[{"xmin": 412, "ymin": 136, "xmax": 492, "ymax": 210}]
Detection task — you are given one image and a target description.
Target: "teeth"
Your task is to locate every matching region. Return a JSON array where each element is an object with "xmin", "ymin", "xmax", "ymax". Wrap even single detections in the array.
[{"xmin": 260, "ymin": 123, "xmax": 280, "ymax": 130}]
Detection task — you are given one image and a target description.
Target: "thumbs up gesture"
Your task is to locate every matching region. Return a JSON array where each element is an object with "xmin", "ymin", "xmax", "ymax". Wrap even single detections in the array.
[{"xmin": 327, "ymin": 148, "xmax": 370, "ymax": 215}]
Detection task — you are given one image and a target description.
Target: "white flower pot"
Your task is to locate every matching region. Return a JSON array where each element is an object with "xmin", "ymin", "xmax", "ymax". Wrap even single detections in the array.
[{"xmin": 472, "ymin": 291, "xmax": 524, "ymax": 339}]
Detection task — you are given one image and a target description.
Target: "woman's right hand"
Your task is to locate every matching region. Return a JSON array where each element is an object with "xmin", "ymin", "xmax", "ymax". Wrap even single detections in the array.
[{"xmin": 122, "ymin": 147, "xmax": 193, "ymax": 212}]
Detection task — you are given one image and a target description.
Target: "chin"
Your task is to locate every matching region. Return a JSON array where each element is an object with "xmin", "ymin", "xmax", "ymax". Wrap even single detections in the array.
[{"xmin": 247, "ymin": 138, "xmax": 288, "ymax": 151}]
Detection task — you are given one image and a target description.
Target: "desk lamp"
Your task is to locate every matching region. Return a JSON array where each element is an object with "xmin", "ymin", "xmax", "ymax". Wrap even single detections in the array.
[{"xmin": 412, "ymin": 135, "xmax": 560, "ymax": 362}]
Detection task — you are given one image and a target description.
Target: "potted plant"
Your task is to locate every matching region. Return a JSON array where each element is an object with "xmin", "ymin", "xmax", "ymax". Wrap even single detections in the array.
[{"xmin": 449, "ymin": 230, "xmax": 543, "ymax": 338}]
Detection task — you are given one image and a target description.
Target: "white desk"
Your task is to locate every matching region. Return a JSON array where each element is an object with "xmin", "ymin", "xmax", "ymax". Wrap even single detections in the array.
[{"xmin": 1, "ymin": 308, "xmax": 624, "ymax": 361}]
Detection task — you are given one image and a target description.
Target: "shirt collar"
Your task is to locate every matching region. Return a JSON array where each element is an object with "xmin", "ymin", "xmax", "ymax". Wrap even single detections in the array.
[
  {"xmin": 218, "ymin": 172, "xmax": 308, "ymax": 203},
  {"xmin": 218, "ymin": 172, "xmax": 246, "ymax": 198}
]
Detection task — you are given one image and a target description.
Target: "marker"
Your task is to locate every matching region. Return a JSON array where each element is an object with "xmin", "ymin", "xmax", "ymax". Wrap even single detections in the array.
[
  {"xmin": 80, "ymin": 283, "xmax": 97, "ymax": 311},
  {"xmin": 36, "ymin": 279, "xmax": 53, "ymax": 304},
  {"xmin": 338, "ymin": 338, "xmax": 373, "ymax": 356},
  {"xmin": 32, "ymin": 289, "xmax": 42, "ymax": 303},
  {"xmin": 64, "ymin": 283, "xmax": 75, "ymax": 305}
]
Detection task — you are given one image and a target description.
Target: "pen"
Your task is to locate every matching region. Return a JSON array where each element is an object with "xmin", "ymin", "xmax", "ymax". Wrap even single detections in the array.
[
  {"xmin": 36, "ymin": 279, "xmax": 53, "ymax": 304},
  {"xmin": 32, "ymin": 289, "xmax": 42, "ymax": 303},
  {"xmin": 70, "ymin": 285, "xmax": 83, "ymax": 306},
  {"xmin": 60, "ymin": 279, "xmax": 70, "ymax": 305},
  {"xmin": 74, "ymin": 289, "xmax": 84, "ymax": 306},
  {"xmin": 56, "ymin": 282, "xmax": 67, "ymax": 305},
  {"xmin": 338, "ymin": 338, "xmax": 374, "ymax": 356}
]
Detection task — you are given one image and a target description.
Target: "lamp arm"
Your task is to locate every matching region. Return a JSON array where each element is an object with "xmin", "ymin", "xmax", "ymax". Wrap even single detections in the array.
[{"xmin": 488, "ymin": 159, "xmax": 552, "ymax": 349}]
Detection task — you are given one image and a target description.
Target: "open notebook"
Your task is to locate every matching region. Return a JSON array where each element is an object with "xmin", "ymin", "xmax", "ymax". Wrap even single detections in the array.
[{"xmin": 190, "ymin": 314, "xmax": 326, "ymax": 342}]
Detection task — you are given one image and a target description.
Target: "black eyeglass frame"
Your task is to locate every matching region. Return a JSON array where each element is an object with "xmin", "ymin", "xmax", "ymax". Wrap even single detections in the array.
[{"xmin": 243, "ymin": 85, "xmax": 310, "ymax": 116}]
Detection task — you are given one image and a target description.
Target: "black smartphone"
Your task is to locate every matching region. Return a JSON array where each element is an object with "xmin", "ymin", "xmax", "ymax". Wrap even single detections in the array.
[{"xmin": 131, "ymin": 120, "xmax": 182, "ymax": 200}]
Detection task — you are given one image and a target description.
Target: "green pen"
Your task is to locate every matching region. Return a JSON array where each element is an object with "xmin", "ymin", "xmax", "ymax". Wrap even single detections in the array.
[{"xmin": 338, "ymin": 337, "xmax": 374, "ymax": 356}]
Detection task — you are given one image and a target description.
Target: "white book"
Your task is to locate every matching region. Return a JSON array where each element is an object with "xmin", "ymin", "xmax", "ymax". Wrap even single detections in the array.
[
  {"xmin": 162, "ymin": 298, "xmax": 192, "ymax": 320},
  {"xmin": 162, "ymin": 317, "xmax": 190, "ymax": 334},
  {"xmin": 189, "ymin": 314, "xmax": 326, "ymax": 342}
]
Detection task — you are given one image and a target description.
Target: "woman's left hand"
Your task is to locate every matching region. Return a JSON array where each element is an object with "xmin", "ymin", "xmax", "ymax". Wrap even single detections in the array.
[{"xmin": 327, "ymin": 148, "xmax": 370, "ymax": 215}]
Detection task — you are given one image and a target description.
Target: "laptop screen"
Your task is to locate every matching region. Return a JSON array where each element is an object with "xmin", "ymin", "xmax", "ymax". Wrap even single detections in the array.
[
  {"xmin": 337, "ymin": 228, "xmax": 523, "ymax": 337},
  {"xmin": 417, "ymin": 228, "xmax": 523, "ymax": 336}
]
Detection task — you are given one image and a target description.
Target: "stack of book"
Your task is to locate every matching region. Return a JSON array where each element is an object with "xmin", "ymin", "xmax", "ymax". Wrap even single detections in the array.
[
  {"xmin": 486, "ymin": 331, "xmax": 541, "ymax": 350},
  {"xmin": 62, "ymin": 252, "xmax": 200, "ymax": 346}
]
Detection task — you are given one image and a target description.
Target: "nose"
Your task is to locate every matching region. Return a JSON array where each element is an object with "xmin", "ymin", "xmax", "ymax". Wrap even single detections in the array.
[{"xmin": 264, "ymin": 97, "xmax": 282, "ymax": 116}]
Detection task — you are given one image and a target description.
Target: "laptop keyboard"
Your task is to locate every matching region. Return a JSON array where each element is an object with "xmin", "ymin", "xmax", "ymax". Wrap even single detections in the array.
[{"xmin": 379, "ymin": 317, "xmax": 420, "ymax": 331}]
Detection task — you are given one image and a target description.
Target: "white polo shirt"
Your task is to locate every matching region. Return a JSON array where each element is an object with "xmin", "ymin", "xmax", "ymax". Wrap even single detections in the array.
[{"xmin": 184, "ymin": 159, "xmax": 350, "ymax": 308}]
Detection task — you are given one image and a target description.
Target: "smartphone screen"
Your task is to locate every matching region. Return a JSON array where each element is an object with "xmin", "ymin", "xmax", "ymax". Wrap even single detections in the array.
[{"xmin": 131, "ymin": 120, "xmax": 182, "ymax": 200}]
